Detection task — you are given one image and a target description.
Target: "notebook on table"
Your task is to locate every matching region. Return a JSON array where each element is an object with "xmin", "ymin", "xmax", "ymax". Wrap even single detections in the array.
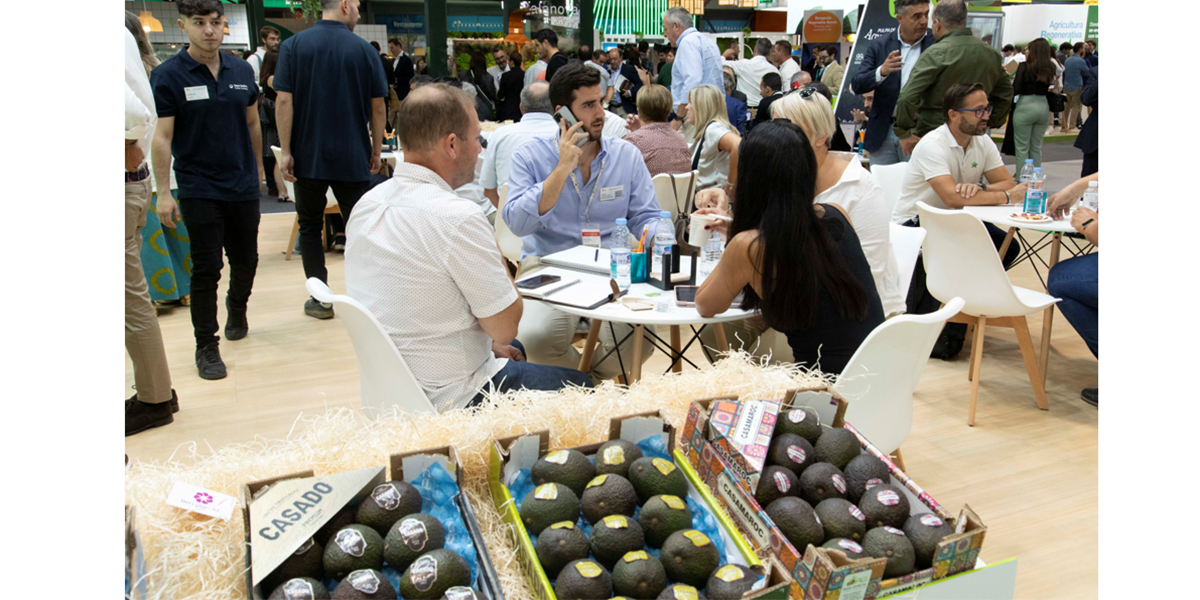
[
  {"xmin": 540, "ymin": 246, "xmax": 613, "ymax": 276},
  {"xmin": 520, "ymin": 278, "xmax": 616, "ymax": 310}
]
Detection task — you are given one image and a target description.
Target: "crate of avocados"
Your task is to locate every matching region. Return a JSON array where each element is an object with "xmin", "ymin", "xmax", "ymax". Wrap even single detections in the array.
[
  {"xmin": 242, "ymin": 446, "xmax": 505, "ymax": 600},
  {"xmin": 680, "ymin": 390, "xmax": 988, "ymax": 599},
  {"xmin": 487, "ymin": 411, "xmax": 794, "ymax": 600}
]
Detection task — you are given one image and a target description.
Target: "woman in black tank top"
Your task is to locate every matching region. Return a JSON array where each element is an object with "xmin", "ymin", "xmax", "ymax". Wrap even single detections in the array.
[{"xmin": 696, "ymin": 120, "xmax": 883, "ymax": 374}]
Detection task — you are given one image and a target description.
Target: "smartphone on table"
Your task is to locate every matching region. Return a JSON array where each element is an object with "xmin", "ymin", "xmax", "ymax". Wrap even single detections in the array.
[
  {"xmin": 675, "ymin": 285, "xmax": 699, "ymax": 307},
  {"xmin": 554, "ymin": 107, "xmax": 590, "ymax": 147},
  {"xmin": 516, "ymin": 274, "xmax": 562, "ymax": 290}
]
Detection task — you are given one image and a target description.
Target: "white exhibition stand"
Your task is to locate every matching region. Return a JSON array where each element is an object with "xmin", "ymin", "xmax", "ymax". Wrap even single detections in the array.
[{"xmin": 887, "ymin": 559, "xmax": 1018, "ymax": 599}]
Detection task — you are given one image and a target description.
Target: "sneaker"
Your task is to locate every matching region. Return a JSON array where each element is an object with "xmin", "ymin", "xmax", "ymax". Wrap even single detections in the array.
[
  {"xmin": 333, "ymin": 234, "xmax": 346, "ymax": 251},
  {"xmin": 930, "ymin": 330, "xmax": 964, "ymax": 361},
  {"xmin": 125, "ymin": 397, "xmax": 174, "ymax": 436},
  {"xmin": 305, "ymin": 297, "xmax": 334, "ymax": 319},
  {"xmin": 125, "ymin": 389, "xmax": 180, "ymax": 414},
  {"xmin": 1080, "ymin": 388, "xmax": 1098, "ymax": 407},
  {"xmin": 225, "ymin": 299, "xmax": 248, "ymax": 341},
  {"xmin": 195, "ymin": 344, "xmax": 227, "ymax": 380}
]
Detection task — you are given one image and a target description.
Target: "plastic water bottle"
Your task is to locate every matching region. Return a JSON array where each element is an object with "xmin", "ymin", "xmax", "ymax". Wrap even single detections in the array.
[
  {"xmin": 1019, "ymin": 159, "xmax": 1035, "ymax": 184},
  {"xmin": 651, "ymin": 211, "xmax": 676, "ymax": 275},
  {"xmin": 1023, "ymin": 168, "xmax": 1046, "ymax": 214},
  {"xmin": 610, "ymin": 218, "xmax": 632, "ymax": 291},
  {"xmin": 1082, "ymin": 181, "xmax": 1099, "ymax": 212}
]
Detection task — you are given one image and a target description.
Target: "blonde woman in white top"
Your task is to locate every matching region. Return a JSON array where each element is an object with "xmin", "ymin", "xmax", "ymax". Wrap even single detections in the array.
[
  {"xmin": 686, "ymin": 84, "xmax": 741, "ymax": 191},
  {"xmin": 771, "ymin": 88, "xmax": 906, "ymax": 317}
]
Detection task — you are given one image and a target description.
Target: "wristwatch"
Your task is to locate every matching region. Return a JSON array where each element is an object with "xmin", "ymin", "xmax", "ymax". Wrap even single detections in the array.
[{"xmin": 1003, "ymin": 190, "xmax": 1011, "ymax": 203}]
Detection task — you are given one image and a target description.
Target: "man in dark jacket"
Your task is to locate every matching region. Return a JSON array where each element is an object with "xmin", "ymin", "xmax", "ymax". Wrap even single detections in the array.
[
  {"xmin": 388, "ymin": 37, "xmax": 415, "ymax": 101},
  {"xmin": 893, "ymin": 0, "xmax": 1012, "ymax": 156},
  {"xmin": 1075, "ymin": 66, "xmax": 1098, "ymax": 177},
  {"xmin": 751, "ymin": 73, "xmax": 783, "ymax": 132},
  {"xmin": 848, "ymin": 0, "xmax": 936, "ymax": 165}
]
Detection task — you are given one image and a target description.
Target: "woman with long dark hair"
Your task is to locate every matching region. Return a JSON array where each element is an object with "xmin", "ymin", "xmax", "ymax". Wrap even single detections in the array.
[
  {"xmin": 1007, "ymin": 38, "xmax": 1061, "ymax": 167},
  {"xmin": 695, "ymin": 121, "xmax": 884, "ymax": 374},
  {"xmin": 460, "ymin": 51, "xmax": 497, "ymax": 120}
]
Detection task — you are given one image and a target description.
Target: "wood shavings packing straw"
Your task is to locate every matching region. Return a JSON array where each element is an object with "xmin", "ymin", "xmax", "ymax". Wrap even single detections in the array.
[{"xmin": 125, "ymin": 351, "xmax": 830, "ymax": 600}]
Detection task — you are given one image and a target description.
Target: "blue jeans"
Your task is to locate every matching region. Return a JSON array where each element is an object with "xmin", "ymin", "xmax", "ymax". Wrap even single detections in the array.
[
  {"xmin": 1046, "ymin": 253, "xmax": 1098, "ymax": 358},
  {"xmin": 466, "ymin": 340, "xmax": 595, "ymax": 407},
  {"xmin": 866, "ymin": 129, "xmax": 910, "ymax": 166}
]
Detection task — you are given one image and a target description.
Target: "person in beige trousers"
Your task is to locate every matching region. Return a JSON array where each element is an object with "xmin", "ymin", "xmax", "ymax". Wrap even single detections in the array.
[{"xmin": 125, "ymin": 19, "xmax": 178, "ymax": 436}]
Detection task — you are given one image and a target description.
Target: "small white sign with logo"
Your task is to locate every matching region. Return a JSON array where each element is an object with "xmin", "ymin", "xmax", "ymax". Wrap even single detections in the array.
[{"xmin": 165, "ymin": 481, "xmax": 237, "ymax": 521}]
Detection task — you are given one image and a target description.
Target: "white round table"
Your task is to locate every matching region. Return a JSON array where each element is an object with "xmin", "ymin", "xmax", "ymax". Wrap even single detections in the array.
[
  {"xmin": 963, "ymin": 205, "xmax": 1095, "ymax": 385},
  {"xmin": 521, "ymin": 264, "xmax": 755, "ymax": 383}
]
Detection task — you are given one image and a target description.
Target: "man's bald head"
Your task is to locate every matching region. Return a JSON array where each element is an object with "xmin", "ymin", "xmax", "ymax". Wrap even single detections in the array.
[{"xmin": 398, "ymin": 84, "xmax": 475, "ymax": 153}]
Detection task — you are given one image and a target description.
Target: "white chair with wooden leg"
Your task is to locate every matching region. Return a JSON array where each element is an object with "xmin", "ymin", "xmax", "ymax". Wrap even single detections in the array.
[
  {"xmin": 305, "ymin": 278, "xmax": 437, "ymax": 416},
  {"xmin": 888, "ymin": 222, "xmax": 926, "ymax": 303},
  {"xmin": 494, "ymin": 182, "xmax": 523, "ymax": 267},
  {"xmin": 835, "ymin": 297, "xmax": 964, "ymax": 470},
  {"xmin": 273, "ymin": 146, "xmax": 341, "ymax": 261},
  {"xmin": 652, "ymin": 171, "xmax": 698, "ymax": 221},
  {"xmin": 869, "ymin": 162, "xmax": 908, "ymax": 217},
  {"xmin": 916, "ymin": 202, "xmax": 1059, "ymax": 426}
]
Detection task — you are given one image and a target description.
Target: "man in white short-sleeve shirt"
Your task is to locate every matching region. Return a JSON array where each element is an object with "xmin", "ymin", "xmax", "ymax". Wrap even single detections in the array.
[
  {"xmin": 721, "ymin": 38, "xmax": 780, "ymax": 108},
  {"xmin": 893, "ymin": 83, "xmax": 1027, "ymax": 360},
  {"xmin": 346, "ymin": 84, "xmax": 592, "ymax": 412}
]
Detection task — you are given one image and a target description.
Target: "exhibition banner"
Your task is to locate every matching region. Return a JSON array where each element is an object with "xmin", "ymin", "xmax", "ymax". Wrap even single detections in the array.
[
  {"xmin": 833, "ymin": 0, "xmax": 894, "ymax": 121},
  {"xmin": 1086, "ymin": 5, "xmax": 1099, "ymax": 46}
]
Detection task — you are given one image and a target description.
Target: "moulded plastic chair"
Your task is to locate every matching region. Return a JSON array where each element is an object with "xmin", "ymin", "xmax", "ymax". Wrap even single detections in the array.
[
  {"xmin": 870, "ymin": 162, "xmax": 908, "ymax": 218},
  {"xmin": 917, "ymin": 202, "xmax": 1059, "ymax": 426},
  {"xmin": 652, "ymin": 170, "xmax": 699, "ymax": 222},
  {"xmin": 494, "ymin": 183, "xmax": 523, "ymax": 266},
  {"xmin": 273, "ymin": 146, "xmax": 341, "ymax": 261},
  {"xmin": 889, "ymin": 222, "xmax": 926, "ymax": 302},
  {"xmin": 305, "ymin": 278, "xmax": 437, "ymax": 416},
  {"xmin": 836, "ymin": 297, "xmax": 965, "ymax": 468}
]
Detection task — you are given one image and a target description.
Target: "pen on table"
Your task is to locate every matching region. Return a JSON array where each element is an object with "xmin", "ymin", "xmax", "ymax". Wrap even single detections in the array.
[{"xmin": 594, "ymin": 249, "xmax": 599, "ymax": 262}]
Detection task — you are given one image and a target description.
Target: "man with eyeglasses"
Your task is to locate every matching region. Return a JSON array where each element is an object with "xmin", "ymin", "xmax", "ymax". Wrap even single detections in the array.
[{"xmin": 893, "ymin": 83, "xmax": 1026, "ymax": 360}]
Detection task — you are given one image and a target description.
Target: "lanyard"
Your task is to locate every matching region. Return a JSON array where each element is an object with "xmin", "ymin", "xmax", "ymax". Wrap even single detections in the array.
[{"xmin": 569, "ymin": 158, "xmax": 606, "ymax": 224}]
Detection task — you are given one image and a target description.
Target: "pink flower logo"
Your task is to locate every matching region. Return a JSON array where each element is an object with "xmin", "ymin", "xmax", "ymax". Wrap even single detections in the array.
[{"xmin": 194, "ymin": 492, "xmax": 213, "ymax": 504}]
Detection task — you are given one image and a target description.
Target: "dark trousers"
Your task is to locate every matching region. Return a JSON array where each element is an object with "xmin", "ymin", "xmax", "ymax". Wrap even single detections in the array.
[
  {"xmin": 1081, "ymin": 152, "xmax": 1098, "ymax": 177},
  {"xmin": 1046, "ymin": 253, "xmax": 1098, "ymax": 358},
  {"xmin": 293, "ymin": 178, "xmax": 370, "ymax": 284},
  {"xmin": 466, "ymin": 340, "xmax": 595, "ymax": 408},
  {"xmin": 178, "ymin": 198, "xmax": 261, "ymax": 348},
  {"xmin": 905, "ymin": 219, "xmax": 1019, "ymax": 340},
  {"xmin": 262, "ymin": 152, "xmax": 277, "ymax": 195}
]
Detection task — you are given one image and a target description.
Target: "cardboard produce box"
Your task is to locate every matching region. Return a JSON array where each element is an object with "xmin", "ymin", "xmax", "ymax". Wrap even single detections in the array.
[
  {"xmin": 680, "ymin": 390, "xmax": 987, "ymax": 599},
  {"xmin": 125, "ymin": 504, "xmax": 147, "ymax": 600},
  {"xmin": 241, "ymin": 447, "xmax": 505, "ymax": 600},
  {"xmin": 487, "ymin": 411, "xmax": 793, "ymax": 600}
]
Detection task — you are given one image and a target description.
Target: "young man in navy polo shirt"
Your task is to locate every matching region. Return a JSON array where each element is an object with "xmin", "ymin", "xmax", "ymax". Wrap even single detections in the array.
[
  {"xmin": 275, "ymin": 0, "xmax": 388, "ymax": 320},
  {"xmin": 151, "ymin": 0, "xmax": 264, "ymax": 380}
]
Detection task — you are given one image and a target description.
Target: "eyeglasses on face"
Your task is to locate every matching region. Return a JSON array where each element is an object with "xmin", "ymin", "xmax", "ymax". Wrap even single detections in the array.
[{"xmin": 952, "ymin": 105, "xmax": 994, "ymax": 119}]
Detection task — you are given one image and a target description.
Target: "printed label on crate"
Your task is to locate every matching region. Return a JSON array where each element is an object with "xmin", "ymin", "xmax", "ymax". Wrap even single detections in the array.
[
  {"xmin": 545, "ymin": 450, "xmax": 570, "ymax": 464},
  {"xmin": 653, "ymin": 458, "xmax": 676, "ymax": 475},
  {"xmin": 884, "ymin": 526, "xmax": 905, "ymax": 536},
  {"xmin": 920, "ymin": 514, "xmax": 944, "ymax": 527},
  {"xmin": 282, "ymin": 578, "xmax": 316, "ymax": 599},
  {"xmin": 587, "ymin": 475, "xmax": 608, "ymax": 489},
  {"xmin": 604, "ymin": 515, "xmax": 629, "ymax": 529},
  {"xmin": 663, "ymin": 495, "xmax": 687, "ymax": 510},
  {"xmin": 849, "ymin": 505, "xmax": 865, "ymax": 521},
  {"xmin": 576, "ymin": 561, "xmax": 603, "ymax": 578},
  {"xmin": 684, "ymin": 530, "xmax": 711, "ymax": 547},
  {"xmin": 409, "ymin": 555, "xmax": 439, "ymax": 592},
  {"xmin": 400, "ymin": 518, "xmax": 430, "ymax": 551},
  {"xmin": 551, "ymin": 521, "xmax": 575, "ymax": 530},
  {"xmin": 348, "ymin": 569, "xmax": 381, "ymax": 593},
  {"xmin": 838, "ymin": 539, "xmax": 864, "ymax": 553},
  {"xmin": 773, "ymin": 471, "xmax": 791, "ymax": 493},
  {"xmin": 732, "ymin": 401, "xmax": 769, "ymax": 445},
  {"xmin": 445, "ymin": 587, "xmax": 475, "ymax": 600},
  {"xmin": 293, "ymin": 538, "xmax": 315, "ymax": 555},
  {"xmin": 671, "ymin": 585, "xmax": 700, "ymax": 600},
  {"xmin": 624, "ymin": 551, "xmax": 649, "ymax": 562},
  {"xmin": 786, "ymin": 445, "xmax": 806, "ymax": 464},
  {"xmin": 714, "ymin": 565, "xmax": 744, "ymax": 582},
  {"xmin": 865, "ymin": 478, "xmax": 884, "ymax": 490},
  {"xmin": 876, "ymin": 489, "xmax": 900, "ymax": 506},
  {"xmin": 534, "ymin": 483, "xmax": 558, "ymax": 500},
  {"xmin": 787, "ymin": 409, "xmax": 807, "ymax": 424},
  {"xmin": 165, "ymin": 481, "xmax": 237, "ymax": 521},
  {"xmin": 603, "ymin": 446, "xmax": 626, "ymax": 465},
  {"xmin": 371, "ymin": 483, "xmax": 401, "ymax": 510},
  {"xmin": 839, "ymin": 570, "xmax": 873, "ymax": 600},
  {"xmin": 832, "ymin": 474, "xmax": 846, "ymax": 494},
  {"xmin": 335, "ymin": 528, "xmax": 366, "ymax": 557},
  {"xmin": 715, "ymin": 472, "xmax": 771, "ymax": 549}
]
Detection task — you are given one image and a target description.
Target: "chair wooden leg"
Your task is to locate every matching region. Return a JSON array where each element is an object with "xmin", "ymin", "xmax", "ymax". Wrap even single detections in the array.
[
  {"xmin": 577, "ymin": 319, "xmax": 603, "ymax": 372},
  {"xmin": 1013, "ymin": 317, "xmax": 1051, "ymax": 411},
  {"xmin": 1039, "ymin": 233, "xmax": 1063, "ymax": 385},
  {"xmin": 629, "ymin": 325, "xmax": 646, "ymax": 384},
  {"xmin": 890, "ymin": 448, "xmax": 907, "ymax": 472},
  {"xmin": 285, "ymin": 215, "xmax": 300, "ymax": 261},
  {"xmin": 713, "ymin": 323, "xmax": 729, "ymax": 353},
  {"xmin": 968, "ymin": 316, "xmax": 987, "ymax": 426},
  {"xmin": 670, "ymin": 325, "xmax": 682, "ymax": 373}
]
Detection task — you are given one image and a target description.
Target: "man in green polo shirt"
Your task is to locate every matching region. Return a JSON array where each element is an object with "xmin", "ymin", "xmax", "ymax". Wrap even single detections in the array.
[{"xmin": 893, "ymin": 0, "xmax": 1012, "ymax": 156}]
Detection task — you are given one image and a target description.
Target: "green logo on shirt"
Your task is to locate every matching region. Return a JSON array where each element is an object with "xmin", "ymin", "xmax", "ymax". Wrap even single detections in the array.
[{"xmin": 972, "ymin": 162, "xmax": 978, "ymax": 168}]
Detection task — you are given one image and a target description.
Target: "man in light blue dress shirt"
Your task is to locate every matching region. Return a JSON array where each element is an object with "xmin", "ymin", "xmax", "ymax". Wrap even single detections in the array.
[
  {"xmin": 662, "ymin": 7, "xmax": 724, "ymax": 118},
  {"xmin": 505, "ymin": 63, "xmax": 661, "ymax": 380}
]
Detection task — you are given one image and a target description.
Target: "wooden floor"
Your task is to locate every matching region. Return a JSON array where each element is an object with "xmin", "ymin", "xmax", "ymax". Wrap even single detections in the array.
[{"xmin": 125, "ymin": 211, "xmax": 1098, "ymax": 599}]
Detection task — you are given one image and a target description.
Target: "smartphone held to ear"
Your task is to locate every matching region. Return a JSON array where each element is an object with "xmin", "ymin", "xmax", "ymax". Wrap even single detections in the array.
[{"xmin": 554, "ymin": 107, "xmax": 590, "ymax": 147}]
